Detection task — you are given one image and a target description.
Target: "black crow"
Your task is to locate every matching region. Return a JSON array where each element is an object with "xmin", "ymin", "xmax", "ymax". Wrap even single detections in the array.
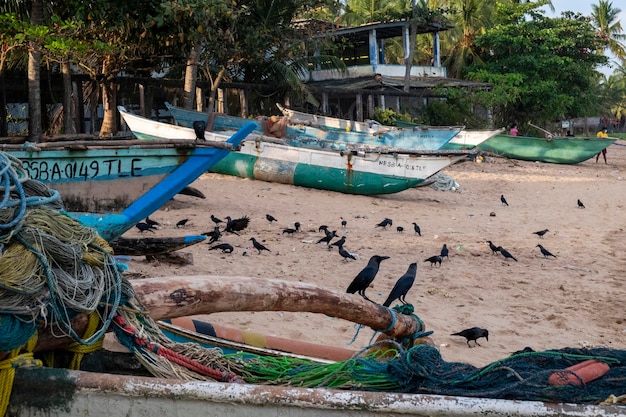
[
  {"xmin": 346, "ymin": 255, "xmax": 389, "ymax": 301},
  {"xmin": 209, "ymin": 243, "xmax": 234, "ymax": 253},
  {"xmin": 383, "ymin": 263, "xmax": 417, "ymax": 307},
  {"xmin": 249, "ymin": 237, "xmax": 271, "ymax": 254},
  {"xmin": 451, "ymin": 327, "xmax": 489, "ymax": 347}
]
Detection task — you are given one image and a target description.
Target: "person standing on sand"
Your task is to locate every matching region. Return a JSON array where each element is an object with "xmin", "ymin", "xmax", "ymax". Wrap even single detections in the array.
[
  {"xmin": 509, "ymin": 123, "xmax": 518, "ymax": 136},
  {"xmin": 595, "ymin": 127, "xmax": 608, "ymax": 164}
]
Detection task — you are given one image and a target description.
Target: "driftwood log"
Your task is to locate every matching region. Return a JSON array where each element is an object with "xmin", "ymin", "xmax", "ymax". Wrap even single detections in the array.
[{"xmin": 25, "ymin": 275, "xmax": 423, "ymax": 354}]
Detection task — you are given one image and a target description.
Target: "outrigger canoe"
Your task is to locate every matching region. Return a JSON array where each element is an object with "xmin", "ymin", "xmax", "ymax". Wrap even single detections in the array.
[
  {"xmin": 164, "ymin": 102, "xmax": 462, "ymax": 150},
  {"xmin": 277, "ymin": 103, "xmax": 502, "ymax": 150},
  {"xmin": 1, "ymin": 129, "xmax": 250, "ymax": 213},
  {"xmin": 8, "ymin": 275, "xmax": 625, "ymax": 417},
  {"xmin": 120, "ymin": 106, "xmax": 471, "ymax": 195},
  {"xmin": 476, "ymin": 134, "xmax": 616, "ymax": 164}
]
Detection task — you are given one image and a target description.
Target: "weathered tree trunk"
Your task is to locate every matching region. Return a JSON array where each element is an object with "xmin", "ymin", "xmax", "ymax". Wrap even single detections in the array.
[
  {"xmin": 62, "ymin": 60, "xmax": 75, "ymax": 135},
  {"xmin": 28, "ymin": 0, "xmax": 44, "ymax": 142},
  {"xmin": 28, "ymin": 275, "xmax": 424, "ymax": 354},
  {"xmin": 183, "ymin": 43, "xmax": 202, "ymax": 110},
  {"xmin": 99, "ymin": 58, "xmax": 118, "ymax": 138},
  {"xmin": 207, "ymin": 67, "xmax": 226, "ymax": 114}
]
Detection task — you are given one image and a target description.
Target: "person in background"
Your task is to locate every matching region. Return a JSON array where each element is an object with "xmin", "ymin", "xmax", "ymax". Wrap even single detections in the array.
[
  {"xmin": 595, "ymin": 127, "xmax": 608, "ymax": 164},
  {"xmin": 509, "ymin": 123, "xmax": 518, "ymax": 136}
]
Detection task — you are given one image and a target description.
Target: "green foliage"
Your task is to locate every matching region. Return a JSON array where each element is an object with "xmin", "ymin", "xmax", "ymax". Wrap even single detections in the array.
[{"xmin": 467, "ymin": 10, "xmax": 608, "ymax": 126}]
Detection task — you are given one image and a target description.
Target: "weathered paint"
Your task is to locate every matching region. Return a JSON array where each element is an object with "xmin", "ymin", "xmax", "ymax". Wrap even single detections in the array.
[
  {"xmin": 166, "ymin": 102, "xmax": 461, "ymax": 151},
  {"xmin": 9, "ymin": 367, "xmax": 624, "ymax": 417},
  {"xmin": 477, "ymin": 134, "xmax": 617, "ymax": 164}
]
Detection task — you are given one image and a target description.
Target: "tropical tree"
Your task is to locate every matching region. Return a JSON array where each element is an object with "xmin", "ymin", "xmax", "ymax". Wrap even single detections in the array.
[
  {"xmin": 591, "ymin": 0, "xmax": 626, "ymax": 65},
  {"xmin": 467, "ymin": 6, "xmax": 608, "ymax": 128}
]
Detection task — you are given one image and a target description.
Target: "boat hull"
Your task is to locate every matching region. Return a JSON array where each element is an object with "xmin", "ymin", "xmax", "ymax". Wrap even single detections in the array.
[
  {"xmin": 210, "ymin": 140, "xmax": 466, "ymax": 195},
  {"xmin": 10, "ymin": 367, "xmax": 622, "ymax": 417},
  {"xmin": 477, "ymin": 134, "xmax": 616, "ymax": 164},
  {"xmin": 121, "ymin": 108, "xmax": 467, "ymax": 195},
  {"xmin": 166, "ymin": 102, "xmax": 461, "ymax": 151}
]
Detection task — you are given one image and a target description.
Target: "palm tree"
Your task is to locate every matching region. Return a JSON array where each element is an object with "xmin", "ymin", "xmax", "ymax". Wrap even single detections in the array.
[{"xmin": 591, "ymin": 0, "xmax": 626, "ymax": 61}]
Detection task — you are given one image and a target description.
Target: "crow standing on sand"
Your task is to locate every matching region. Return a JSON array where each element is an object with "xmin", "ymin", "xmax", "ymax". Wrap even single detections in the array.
[
  {"xmin": 294, "ymin": 222, "xmax": 301, "ymax": 232},
  {"xmin": 282, "ymin": 228, "xmax": 297, "ymax": 235},
  {"xmin": 577, "ymin": 199, "xmax": 585, "ymax": 209},
  {"xmin": 225, "ymin": 216, "xmax": 250, "ymax": 235},
  {"xmin": 145, "ymin": 216, "xmax": 160, "ymax": 228},
  {"xmin": 338, "ymin": 245, "xmax": 357, "ymax": 261},
  {"xmin": 330, "ymin": 236, "xmax": 346, "ymax": 248},
  {"xmin": 412, "ymin": 222, "xmax": 421, "ymax": 236},
  {"xmin": 451, "ymin": 327, "xmax": 489, "ymax": 347},
  {"xmin": 440, "ymin": 244, "xmax": 449, "ymax": 260},
  {"xmin": 317, "ymin": 230, "xmax": 337, "ymax": 245},
  {"xmin": 498, "ymin": 246, "xmax": 518, "ymax": 261},
  {"xmin": 383, "ymin": 263, "xmax": 417, "ymax": 307},
  {"xmin": 424, "ymin": 255, "xmax": 442, "ymax": 267},
  {"xmin": 340, "ymin": 217, "xmax": 348, "ymax": 229},
  {"xmin": 249, "ymin": 237, "xmax": 271, "ymax": 254},
  {"xmin": 176, "ymin": 218, "xmax": 189, "ymax": 228},
  {"xmin": 210, "ymin": 215, "xmax": 223, "ymax": 225},
  {"xmin": 501, "ymin": 195, "xmax": 509, "ymax": 206},
  {"xmin": 266, "ymin": 214, "xmax": 278, "ymax": 224},
  {"xmin": 487, "ymin": 241, "xmax": 500, "ymax": 255},
  {"xmin": 346, "ymin": 255, "xmax": 390, "ymax": 301},
  {"xmin": 209, "ymin": 243, "xmax": 234, "ymax": 253},
  {"xmin": 204, "ymin": 226, "xmax": 222, "ymax": 243},
  {"xmin": 135, "ymin": 222, "xmax": 156, "ymax": 233},
  {"xmin": 533, "ymin": 229, "xmax": 549, "ymax": 238},
  {"xmin": 375, "ymin": 218, "xmax": 393, "ymax": 229},
  {"xmin": 536, "ymin": 244, "xmax": 557, "ymax": 258}
]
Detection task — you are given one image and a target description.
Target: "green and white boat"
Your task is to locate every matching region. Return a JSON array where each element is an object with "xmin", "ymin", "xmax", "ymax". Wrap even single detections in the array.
[{"xmin": 120, "ymin": 106, "xmax": 471, "ymax": 196}]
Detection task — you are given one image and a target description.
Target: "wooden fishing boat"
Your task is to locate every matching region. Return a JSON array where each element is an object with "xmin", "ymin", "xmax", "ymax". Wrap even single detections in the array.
[
  {"xmin": 476, "ymin": 133, "xmax": 616, "ymax": 164},
  {"xmin": 1, "ymin": 122, "xmax": 255, "ymax": 241},
  {"xmin": 120, "ymin": 106, "xmax": 471, "ymax": 195},
  {"xmin": 164, "ymin": 102, "xmax": 463, "ymax": 150},
  {"xmin": 276, "ymin": 103, "xmax": 501, "ymax": 150},
  {"xmin": 7, "ymin": 275, "xmax": 625, "ymax": 417},
  {"xmin": 1, "ymin": 131, "xmax": 249, "ymax": 213}
]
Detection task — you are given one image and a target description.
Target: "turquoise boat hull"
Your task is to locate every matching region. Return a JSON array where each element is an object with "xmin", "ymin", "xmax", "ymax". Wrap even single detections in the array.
[
  {"xmin": 165, "ymin": 102, "xmax": 460, "ymax": 151},
  {"xmin": 477, "ymin": 134, "xmax": 616, "ymax": 164}
]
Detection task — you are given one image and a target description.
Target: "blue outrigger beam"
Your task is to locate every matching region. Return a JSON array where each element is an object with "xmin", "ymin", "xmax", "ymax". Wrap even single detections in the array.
[{"xmin": 71, "ymin": 122, "xmax": 256, "ymax": 241}]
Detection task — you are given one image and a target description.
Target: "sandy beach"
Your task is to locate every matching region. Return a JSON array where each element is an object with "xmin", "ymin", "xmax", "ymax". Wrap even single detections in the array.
[{"xmin": 123, "ymin": 140, "xmax": 626, "ymax": 367}]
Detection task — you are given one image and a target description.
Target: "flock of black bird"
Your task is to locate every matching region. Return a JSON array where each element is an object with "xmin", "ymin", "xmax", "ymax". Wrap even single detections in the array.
[{"xmin": 132, "ymin": 192, "xmax": 589, "ymax": 349}]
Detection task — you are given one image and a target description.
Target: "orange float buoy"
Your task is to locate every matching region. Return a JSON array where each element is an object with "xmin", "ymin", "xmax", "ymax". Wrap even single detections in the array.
[{"xmin": 548, "ymin": 359, "xmax": 610, "ymax": 386}]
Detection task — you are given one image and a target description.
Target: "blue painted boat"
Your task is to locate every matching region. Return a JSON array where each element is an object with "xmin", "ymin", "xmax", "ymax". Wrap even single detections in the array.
[
  {"xmin": 119, "ymin": 106, "xmax": 470, "ymax": 196},
  {"xmin": 2, "ymin": 122, "xmax": 256, "ymax": 241},
  {"xmin": 164, "ymin": 102, "xmax": 461, "ymax": 150}
]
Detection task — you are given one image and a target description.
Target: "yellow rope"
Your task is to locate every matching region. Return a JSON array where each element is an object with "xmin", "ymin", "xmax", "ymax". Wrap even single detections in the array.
[
  {"xmin": 66, "ymin": 312, "xmax": 105, "ymax": 370},
  {"xmin": 0, "ymin": 243, "xmax": 44, "ymax": 293},
  {"xmin": 0, "ymin": 333, "xmax": 41, "ymax": 417}
]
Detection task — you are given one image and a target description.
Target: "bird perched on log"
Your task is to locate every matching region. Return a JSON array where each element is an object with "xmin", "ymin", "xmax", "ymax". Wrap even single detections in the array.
[
  {"xmin": 210, "ymin": 214, "xmax": 223, "ymax": 225},
  {"xmin": 487, "ymin": 241, "xmax": 500, "ymax": 255},
  {"xmin": 317, "ymin": 230, "xmax": 337, "ymax": 245},
  {"xmin": 145, "ymin": 216, "xmax": 160, "ymax": 228},
  {"xmin": 346, "ymin": 255, "xmax": 389, "ymax": 301},
  {"xmin": 266, "ymin": 214, "xmax": 277, "ymax": 224},
  {"xmin": 203, "ymin": 226, "xmax": 222, "ymax": 244},
  {"xmin": 135, "ymin": 222, "xmax": 156, "ymax": 233},
  {"xmin": 249, "ymin": 237, "xmax": 271, "ymax": 254},
  {"xmin": 412, "ymin": 222, "xmax": 421, "ymax": 236},
  {"xmin": 225, "ymin": 216, "xmax": 250, "ymax": 235},
  {"xmin": 440, "ymin": 244, "xmax": 449, "ymax": 260},
  {"xmin": 338, "ymin": 245, "xmax": 357, "ymax": 261},
  {"xmin": 533, "ymin": 229, "xmax": 549, "ymax": 238},
  {"xmin": 498, "ymin": 246, "xmax": 518, "ymax": 261},
  {"xmin": 424, "ymin": 255, "xmax": 442, "ymax": 267},
  {"xmin": 577, "ymin": 199, "xmax": 585, "ymax": 209},
  {"xmin": 500, "ymin": 194, "xmax": 509, "ymax": 206},
  {"xmin": 383, "ymin": 263, "xmax": 417, "ymax": 307},
  {"xmin": 536, "ymin": 244, "xmax": 557, "ymax": 258},
  {"xmin": 209, "ymin": 243, "xmax": 234, "ymax": 253},
  {"xmin": 375, "ymin": 218, "xmax": 393, "ymax": 229},
  {"xmin": 451, "ymin": 327, "xmax": 489, "ymax": 347},
  {"xmin": 175, "ymin": 218, "xmax": 189, "ymax": 228}
]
